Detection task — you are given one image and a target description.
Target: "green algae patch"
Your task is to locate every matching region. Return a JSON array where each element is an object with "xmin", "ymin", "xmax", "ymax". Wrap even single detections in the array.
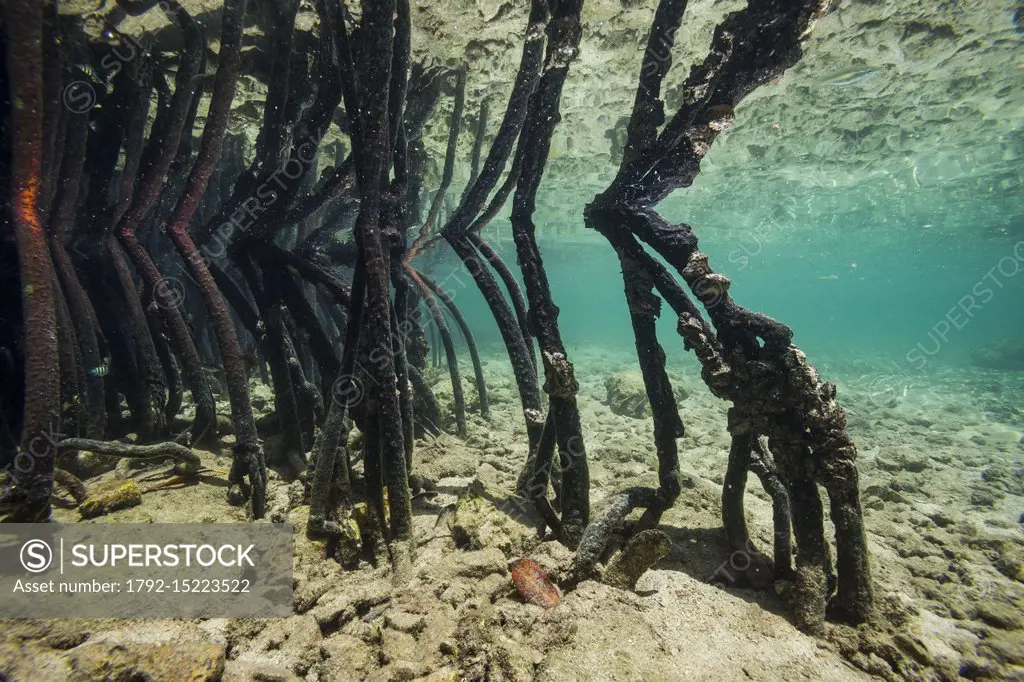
[{"xmin": 78, "ymin": 479, "xmax": 142, "ymax": 519}]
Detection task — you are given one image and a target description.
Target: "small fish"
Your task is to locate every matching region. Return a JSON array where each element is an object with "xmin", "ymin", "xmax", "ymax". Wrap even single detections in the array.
[
  {"xmin": 88, "ymin": 358, "xmax": 110, "ymax": 377},
  {"xmin": 69, "ymin": 62, "xmax": 103, "ymax": 86},
  {"xmin": 510, "ymin": 558, "xmax": 561, "ymax": 609},
  {"xmin": 818, "ymin": 274, "xmax": 839, "ymax": 281},
  {"xmin": 820, "ymin": 66, "xmax": 880, "ymax": 87}
]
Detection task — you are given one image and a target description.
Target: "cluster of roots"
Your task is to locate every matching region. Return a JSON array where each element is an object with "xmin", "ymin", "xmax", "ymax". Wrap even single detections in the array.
[{"xmin": 0, "ymin": 0, "xmax": 870, "ymax": 634}]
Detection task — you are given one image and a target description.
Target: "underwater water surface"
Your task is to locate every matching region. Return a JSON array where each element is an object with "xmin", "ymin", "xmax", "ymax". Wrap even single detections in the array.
[{"xmin": 439, "ymin": 193, "xmax": 1024, "ymax": 380}]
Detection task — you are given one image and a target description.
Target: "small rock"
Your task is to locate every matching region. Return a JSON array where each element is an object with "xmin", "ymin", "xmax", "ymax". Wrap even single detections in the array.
[
  {"xmin": 223, "ymin": 660, "xmax": 300, "ymax": 682},
  {"xmin": 216, "ymin": 414, "xmax": 234, "ymax": 436},
  {"xmin": 603, "ymin": 370, "xmax": 687, "ymax": 419},
  {"xmin": 67, "ymin": 642, "xmax": 225, "ymax": 681},
  {"xmin": 447, "ymin": 548, "xmax": 508, "ymax": 580},
  {"xmin": 976, "ymin": 601, "xmax": 1024, "ymax": 630},
  {"xmin": 380, "ymin": 629, "xmax": 418, "ymax": 664},
  {"xmin": 318, "ymin": 634, "xmax": 375, "ymax": 682},
  {"xmin": 78, "ymin": 479, "xmax": 142, "ymax": 519},
  {"xmin": 385, "ymin": 611, "xmax": 427, "ymax": 636},
  {"xmin": 439, "ymin": 581, "xmax": 475, "ymax": 607},
  {"xmin": 969, "ymin": 488, "xmax": 1002, "ymax": 508}
]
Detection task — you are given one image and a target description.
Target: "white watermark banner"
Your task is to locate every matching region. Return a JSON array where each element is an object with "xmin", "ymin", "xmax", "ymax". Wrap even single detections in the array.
[{"xmin": 0, "ymin": 524, "xmax": 292, "ymax": 618}]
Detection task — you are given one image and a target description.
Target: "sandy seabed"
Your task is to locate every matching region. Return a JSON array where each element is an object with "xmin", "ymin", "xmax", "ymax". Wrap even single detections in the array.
[{"xmin": 1, "ymin": 344, "xmax": 1022, "ymax": 681}]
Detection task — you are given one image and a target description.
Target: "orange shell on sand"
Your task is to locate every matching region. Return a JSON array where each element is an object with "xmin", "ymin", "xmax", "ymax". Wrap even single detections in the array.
[{"xmin": 510, "ymin": 558, "xmax": 560, "ymax": 609}]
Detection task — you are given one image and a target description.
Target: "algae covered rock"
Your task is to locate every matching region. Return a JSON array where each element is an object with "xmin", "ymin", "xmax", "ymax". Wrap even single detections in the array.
[
  {"xmin": 78, "ymin": 479, "xmax": 142, "ymax": 519},
  {"xmin": 67, "ymin": 641, "xmax": 225, "ymax": 681},
  {"xmin": 603, "ymin": 371, "xmax": 688, "ymax": 419},
  {"xmin": 447, "ymin": 478, "xmax": 530, "ymax": 554}
]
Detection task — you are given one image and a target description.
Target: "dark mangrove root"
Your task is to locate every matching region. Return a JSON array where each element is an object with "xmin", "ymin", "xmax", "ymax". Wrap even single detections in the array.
[
  {"xmin": 54, "ymin": 285, "xmax": 87, "ymax": 436},
  {"xmin": 389, "ymin": 298, "xmax": 415, "ymax": 474},
  {"xmin": 4, "ymin": 0, "xmax": 61, "ymax": 521},
  {"xmin": 405, "ymin": 267, "xmax": 467, "ymax": 436},
  {"xmin": 103, "ymin": 68, "xmax": 167, "ymax": 442},
  {"xmin": 341, "ymin": 0, "xmax": 413, "ymax": 568},
  {"xmin": 447, "ymin": 234, "xmax": 545, "ymax": 447},
  {"xmin": 361, "ymin": 410, "xmax": 389, "ymax": 564},
  {"xmin": 47, "ymin": 108, "xmax": 107, "ymax": 439},
  {"xmin": 416, "ymin": 269, "xmax": 489, "ymax": 418},
  {"xmin": 419, "ymin": 0, "xmax": 546, "ymax": 472},
  {"xmin": 783, "ymin": 464, "xmax": 831, "ymax": 635},
  {"xmin": 56, "ymin": 438, "xmax": 201, "ymax": 474},
  {"xmin": 615, "ymin": 242, "xmax": 684, "ymax": 534},
  {"xmin": 306, "ymin": 391, "xmax": 353, "ymax": 537},
  {"xmin": 568, "ymin": 487, "xmax": 660, "ymax": 586},
  {"xmin": 584, "ymin": 0, "xmax": 872, "ymax": 630},
  {"xmin": 518, "ymin": 408, "xmax": 561, "ymax": 535},
  {"xmin": 814, "ymin": 434, "xmax": 873, "ymax": 624},
  {"xmin": 253, "ymin": 264, "xmax": 308, "ymax": 476},
  {"xmin": 107, "ymin": 235, "xmax": 167, "ymax": 440},
  {"xmin": 163, "ymin": 0, "xmax": 265, "ymax": 517},
  {"xmin": 149, "ymin": 309, "xmax": 182, "ymax": 433},
  {"xmin": 405, "ymin": 67, "xmax": 465, "ymax": 262},
  {"xmin": 749, "ymin": 435, "xmax": 794, "ymax": 580},
  {"xmin": 112, "ymin": 0, "xmax": 212, "ymax": 446},
  {"xmin": 407, "ymin": 365, "xmax": 442, "ymax": 437},
  {"xmin": 277, "ymin": 265, "xmax": 341, "ymax": 402},
  {"xmin": 467, "ymin": 232, "xmax": 534, "ymax": 371},
  {"xmin": 719, "ymin": 430, "xmax": 776, "ymax": 589},
  {"xmin": 722, "ymin": 430, "xmax": 753, "ymax": 552},
  {"xmin": 509, "ymin": 0, "xmax": 589, "ymax": 546},
  {"xmin": 307, "ymin": 253, "xmax": 366, "ymax": 538}
]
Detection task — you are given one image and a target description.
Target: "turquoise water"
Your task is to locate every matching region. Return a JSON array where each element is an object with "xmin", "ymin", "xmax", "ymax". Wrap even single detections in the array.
[{"xmin": 428, "ymin": 198, "xmax": 1024, "ymax": 383}]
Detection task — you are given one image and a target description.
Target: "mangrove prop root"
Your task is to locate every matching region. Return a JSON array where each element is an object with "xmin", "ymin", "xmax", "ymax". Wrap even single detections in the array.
[
  {"xmin": 602, "ymin": 529, "xmax": 672, "ymax": 591},
  {"xmin": 568, "ymin": 487, "xmax": 660, "ymax": 586},
  {"xmin": 405, "ymin": 267, "xmax": 467, "ymax": 436},
  {"xmin": 745, "ymin": 434, "xmax": 794, "ymax": 580},
  {"xmin": 585, "ymin": 0, "xmax": 872, "ymax": 630},
  {"xmin": 420, "ymin": 0, "xmax": 545, "ymax": 473},
  {"xmin": 447, "ymin": 233, "xmax": 545, "ymax": 454},
  {"xmin": 407, "ymin": 365, "xmax": 442, "ymax": 437},
  {"xmin": 614, "ymin": 234, "xmax": 684, "ymax": 533},
  {"xmin": 53, "ymin": 468, "xmax": 88, "ymax": 505},
  {"xmin": 522, "ymin": 407, "xmax": 556, "ymax": 496},
  {"xmin": 389, "ymin": 296, "xmax": 416, "ymax": 473},
  {"xmin": 308, "ymin": 249, "xmax": 366, "ymax": 539},
  {"xmin": 113, "ymin": 0, "xmax": 212, "ymax": 447},
  {"xmin": 343, "ymin": 0, "xmax": 414, "ymax": 560},
  {"xmin": 468, "ymin": 232, "xmax": 535, "ymax": 371},
  {"xmin": 510, "ymin": 0, "xmax": 589, "ymax": 547},
  {"xmin": 406, "ymin": 67, "xmax": 465, "ymax": 263},
  {"xmin": 47, "ymin": 109, "xmax": 106, "ymax": 439},
  {"xmin": 722, "ymin": 431, "xmax": 753, "ymax": 552},
  {"xmin": 55, "ymin": 286, "xmax": 87, "ymax": 435},
  {"xmin": 5, "ymin": 0, "xmax": 61, "ymax": 521},
  {"xmin": 164, "ymin": 0, "xmax": 266, "ymax": 518},
  {"xmin": 56, "ymin": 438, "xmax": 202, "ymax": 474},
  {"xmin": 416, "ymin": 269, "xmax": 489, "ymax": 417}
]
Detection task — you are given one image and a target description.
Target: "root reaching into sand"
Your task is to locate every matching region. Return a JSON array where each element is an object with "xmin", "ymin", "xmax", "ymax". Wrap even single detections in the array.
[{"xmin": 56, "ymin": 438, "xmax": 201, "ymax": 475}]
